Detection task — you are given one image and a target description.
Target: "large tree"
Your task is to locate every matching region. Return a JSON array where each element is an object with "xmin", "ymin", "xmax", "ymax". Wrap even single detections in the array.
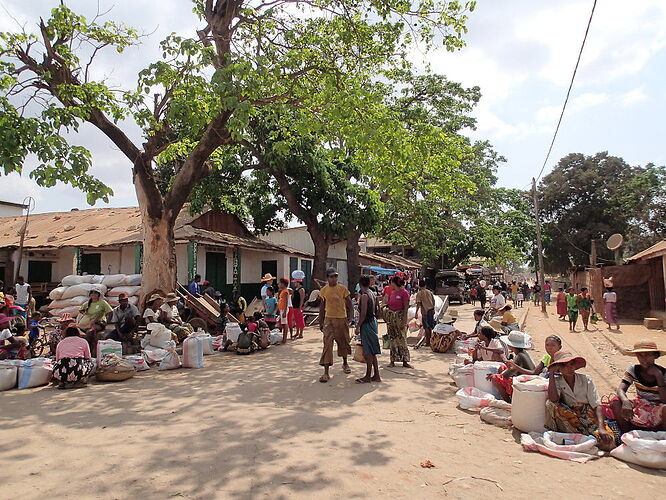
[
  {"xmin": 539, "ymin": 152, "xmax": 666, "ymax": 274},
  {"xmin": 0, "ymin": 1, "xmax": 474, "ymax": 295}
]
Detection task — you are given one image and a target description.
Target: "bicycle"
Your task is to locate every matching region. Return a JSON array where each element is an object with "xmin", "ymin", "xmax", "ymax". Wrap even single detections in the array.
[{"xmin": 28, "ymin": 317, "xmax": 60, "ymax": 358}]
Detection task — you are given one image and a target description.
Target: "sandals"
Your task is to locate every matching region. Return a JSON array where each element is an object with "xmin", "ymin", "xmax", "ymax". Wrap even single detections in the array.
[
  {"xmin": 343, "ymin": 366, "xmax": 352, "ymax": 374},
  {"xmin": 319, "ymin": 374, "xmax": 330, "ymax": 383}
]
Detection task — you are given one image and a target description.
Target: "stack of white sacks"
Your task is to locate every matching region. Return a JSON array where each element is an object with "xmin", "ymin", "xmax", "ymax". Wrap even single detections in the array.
[
  {"xmin": 450, "ymin": 337, "xmax": 549, "ymax": 434},
  {"xmin": 47, "ymin": 274, "xmax": 142, "ymax": 317}
]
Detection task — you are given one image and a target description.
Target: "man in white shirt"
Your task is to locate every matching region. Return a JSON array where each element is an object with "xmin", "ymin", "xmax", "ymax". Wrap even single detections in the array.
[
  {"xmin": 490, "ymin": 286, "xmax": 506, "ymax": 311},
  {"xmin": 260, "ymin": 274, "xmax": 275, "ymax": 307},
  {"xmin": 14, "ymin": 276, "xmax": 31, "ymax": 320}
]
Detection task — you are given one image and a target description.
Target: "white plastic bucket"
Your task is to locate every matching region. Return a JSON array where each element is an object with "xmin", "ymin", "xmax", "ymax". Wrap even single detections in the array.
[
  {"xmin": 512, "ymin": 385, "xmax": 548, "ymax": 433},
  {"xmin": 473, "ymin": 361, "xmax": 504, "ymax": 397}
]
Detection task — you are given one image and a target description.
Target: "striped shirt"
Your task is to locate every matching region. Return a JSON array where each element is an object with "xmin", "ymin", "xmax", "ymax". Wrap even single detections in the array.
[{"xmin": 621, "ymin": 365, "xmax": 666, "ymax": 402}]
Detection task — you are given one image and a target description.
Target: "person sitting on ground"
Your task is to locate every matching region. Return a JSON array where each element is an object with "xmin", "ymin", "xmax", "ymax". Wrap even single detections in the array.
[
  {"xmin": 143, "ymin": 294, "xmax": 163, "ymax": 325},
  {"xmin": 215, "ymin": 302, "xmax": 231, "ymax": 336},
  {"xmin": 415, "ymin": 279, "xmax": 436, "ymax": 347},
  {"xmin": 499, "ymin": 304, "xmax": 519, "ymax": 332},
  {"xmin": 508, "ymin": 335, "xmax": 562, "ymax": 377},
  {"xmin": 107, "ymin": 293, "xmax": 141, "ymax": 350},
  {"xmin": 490, "ymin": 331, "xmax": 535, "ymax": 402},
  {"xmin": 489, "ymin": 285, "xmax": 506, "ymax": 313},
  {"xmin": 78, "ymin": 289, "xmax": 112, "ymax": 355},
  {"xmin": 545, "ymin": 351, "xmax": 615, "ymax": 451},
  {"xmin": 461, "ymin": 309, "xmax": 489, "ymax": 340},
  {"xmin": 429, "ymin": 311, "xmax": 461, "ymax": 353},
  {"xmin": 354, "ymin": 275, "xmax": 381, "ymax": 384},
  {"xmin": 468, "ymin": 326, "xmax": 506, "ymax": 363},
  {"xmin": 160, "ymin": 293, "xmax": 193, "ymax": 342},
  {"xmin": 248, "ymin": 312, "xmax": 270, "ymax": 349},
  {"xmin": 263, "ymin": 286, "xmax": 278, "ymax": 330},
  {"xmin": 610, "ymin": 341, "xmax": 666, "ymax": 434},
  {"xmin": 0, "ymin": 313, "xmax": 28, "ymax": 360},
  {"xmin": 53, "ymin": 326, "xmax": 94, "ymax": 389}
]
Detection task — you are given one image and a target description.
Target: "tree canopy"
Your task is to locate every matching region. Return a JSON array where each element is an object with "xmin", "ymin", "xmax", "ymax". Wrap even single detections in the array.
[{"xmin": 538, "ymin": 152, "xmax": 666, "ymax": 274}]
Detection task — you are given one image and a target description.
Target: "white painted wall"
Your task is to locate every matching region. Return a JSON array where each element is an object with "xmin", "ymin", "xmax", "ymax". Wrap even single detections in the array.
[
  {"xmin": 0, "ymin": 204, "xmax": 24, "ymax": 217},
  {"xmin": 262, "ymin": 227, "xmax": 347, "ymax": 260}
]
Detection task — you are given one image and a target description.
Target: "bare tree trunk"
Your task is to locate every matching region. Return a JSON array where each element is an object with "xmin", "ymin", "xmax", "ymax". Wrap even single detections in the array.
[
  {"xmin": 311, "ymin": 230, "xmax": 330, "ymax": 286},
  {"xmin": 346, "ymin": 228, "xmax": 362, "ymax": 293},
  {"xmin": 141, "ymin": 211, "xmax": 178, "ymax": 302}
]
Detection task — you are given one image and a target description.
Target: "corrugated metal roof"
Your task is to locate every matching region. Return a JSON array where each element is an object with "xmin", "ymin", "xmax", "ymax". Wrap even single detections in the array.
[
  {"xmin": 0, "ymin": 206, "xmax": 306, "ymax": 256},
  {"xmin": 360, "ymin": 251, "xmax": 421, "ymax": 270},
  {"xmin": 626, "ymin": 240, "xmax": 666, "ymax": 261}
]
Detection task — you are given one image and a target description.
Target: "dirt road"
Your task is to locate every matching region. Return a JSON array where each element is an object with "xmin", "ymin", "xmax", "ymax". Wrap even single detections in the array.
[{"xmin": 2, "ymin": 305, "xmax": 665, "ymax": 499}]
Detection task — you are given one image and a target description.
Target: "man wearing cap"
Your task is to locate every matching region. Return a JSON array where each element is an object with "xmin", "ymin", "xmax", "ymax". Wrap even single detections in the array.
[
  {"xmin": 611, "ymin": 340, "xmax": 666, "ymax": 433},
  {"xmin": 107, "ymin": 293, "xmax": 141, "ymax": 347},
  {"xmin": 317, "ymin": 268, "xmax": 353, "ymax": 383}
]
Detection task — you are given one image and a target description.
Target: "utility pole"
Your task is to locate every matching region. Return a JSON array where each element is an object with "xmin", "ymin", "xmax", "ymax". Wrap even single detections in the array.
[
  {"xmin": 590, "ymin": 239, "xmax": 597, "ymax": 266},
  {"xmin": 531, "ymin": 178, "xmax": 547, "ymax": 314}
]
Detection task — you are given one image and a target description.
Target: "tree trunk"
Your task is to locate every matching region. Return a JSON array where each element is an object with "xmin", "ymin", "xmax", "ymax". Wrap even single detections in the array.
[
  {"xmin": 140, "ymin": 212, "xmax": 178, "ymax": 303},
  {"xmin": 346, "ymin": 228, "xmax": 362, "ymax": 293},
  {"xmin": 310, "ymin": 230, "xmax": 330, "ymax": 286}
]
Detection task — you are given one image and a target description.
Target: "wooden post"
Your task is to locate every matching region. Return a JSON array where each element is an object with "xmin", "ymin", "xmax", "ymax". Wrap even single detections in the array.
[
  {"xmin": 590, "ymin": 239, "xmax": 597, "ymax": 266},
  {"xmin": 532, "ymin": 178, "xmax": 547, "ymax": 314}
]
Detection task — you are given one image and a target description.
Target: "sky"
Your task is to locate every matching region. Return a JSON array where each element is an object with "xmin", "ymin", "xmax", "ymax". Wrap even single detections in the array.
[{"xmin": 1, "ymin": 0, "xmax": 665, "ymax": 213}]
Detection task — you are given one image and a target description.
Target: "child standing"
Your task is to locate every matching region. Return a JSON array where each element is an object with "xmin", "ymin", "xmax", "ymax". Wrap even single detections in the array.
[
  {"xmin": 263, "ymin": 286, "xmax": 278, "ymax": 331},
  {"xmin": 277, "ymin": 278, "xmax": 292, "ymax": 344}
]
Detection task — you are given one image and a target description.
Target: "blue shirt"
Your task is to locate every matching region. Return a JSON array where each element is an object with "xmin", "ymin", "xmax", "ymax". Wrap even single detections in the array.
[
  {"xmin": 264, "ymin": 297, "xmax": 277, "ymax": 318},
  {"xmin": 188, "ymin": 281, "xmax": 201, "ymax": 295},
  {"xmin": 29, "ymin": 321, "xmax": 40, "ymax": 339}
]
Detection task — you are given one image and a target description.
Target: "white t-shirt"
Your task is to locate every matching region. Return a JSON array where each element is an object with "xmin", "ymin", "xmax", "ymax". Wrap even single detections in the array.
[
  {"xmin": 15, "ymin": 283, "xmax": 30, "ymax": 304},
  {"xmin": 603, "ymin": 292, "xmax": 617, "ymax": 303},
  {"xmin": 261, "ymin": 285, "xmax": 270, "ymax": 299},
  {"xmin": 490, "ymin": 293, "xmax": 506, "ymax": 309},
  {"xmin": 143, "ymin": 308, "xmax": 157, "ymax": 321},
  {"xmin": 0, "ymin": 328, "xmax": 13, "ymax": 342}
]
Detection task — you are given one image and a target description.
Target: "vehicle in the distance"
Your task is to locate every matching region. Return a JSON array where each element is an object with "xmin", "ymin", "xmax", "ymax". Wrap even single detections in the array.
[{"xmin": 434, "ymin": 269, "xmax": 466, "ymax": 304}]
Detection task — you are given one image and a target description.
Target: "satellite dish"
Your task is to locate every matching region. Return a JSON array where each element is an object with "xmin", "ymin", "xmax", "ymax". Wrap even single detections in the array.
[{"xmin": 606, "ymin": 233, "xmax": 624, "ymax": 251}]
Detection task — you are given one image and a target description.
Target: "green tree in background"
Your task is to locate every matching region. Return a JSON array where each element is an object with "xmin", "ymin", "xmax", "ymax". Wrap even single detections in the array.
[
  {"xmin": 538, "ymin": 152, "xmax": 666, "ymax": 274},
  {"xmin": 0, "ymin": 0, "xmax": 475, "ymax": 293}
]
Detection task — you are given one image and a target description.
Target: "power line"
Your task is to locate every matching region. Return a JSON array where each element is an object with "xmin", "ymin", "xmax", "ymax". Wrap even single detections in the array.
[{"xmin": 535, "ymin": 0, "xmax": 598, "ymax": 183}]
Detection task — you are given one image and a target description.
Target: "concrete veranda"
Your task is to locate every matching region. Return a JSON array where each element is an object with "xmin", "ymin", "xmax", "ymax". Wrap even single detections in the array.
[{"xmin": 1, "ymin": 305, "xmax": 665, "ymax": 499}]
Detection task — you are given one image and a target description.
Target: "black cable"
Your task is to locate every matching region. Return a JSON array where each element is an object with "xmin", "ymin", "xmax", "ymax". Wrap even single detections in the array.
[{"xmin": 536, "ymin": 0, "xmax": 598, "ymax": 182}]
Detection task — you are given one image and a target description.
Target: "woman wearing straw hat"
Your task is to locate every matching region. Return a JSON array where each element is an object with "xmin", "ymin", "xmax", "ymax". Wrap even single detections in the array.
[
  {"xmin": 610, "ymin": 341, "xmax": 666, "ymax": 434},
  {"xmin": 545, "ymin": 351, "xmax": 615, "ymax": 450},
  {"xmin": 489, "ymin": 331, "xmax": 535, "ymax": 402}
]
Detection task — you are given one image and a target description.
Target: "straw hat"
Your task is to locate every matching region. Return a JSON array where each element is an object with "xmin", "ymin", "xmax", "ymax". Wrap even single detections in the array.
[
  {"xmin": 440, "ymin": 314, "xmax": 456, "ymax": 324},
  {"xmin": 448, "ymin": 308, "xmax": 459, "ymax": 318},
  {"xmin": 489, "ymin": 319, "xmax": 503, "ymax": 332},
  {"xmin": 549, "ymin": 351, "xmax": 586, "ymax": 370},
  {"xmin": 164, "ymin": 292, "xmax": 179, "ymax": 303},
  {"xmin": 147, "ymin": 293, "xmax": 164, "ymax": 303},
  {"xmin": 58, "ymin": 312, "xmax": 75, "ymax": 323},
  {"xmin": 624, "ymin": 340, "xmax": 666, "ymax": 356},
  {"xmin": 500, "ymin": 331, "xmax": 532, "ymax": 349},
  {"xmin": 261, "ymin": 273, "xmax": 275, "ymax": 282}
]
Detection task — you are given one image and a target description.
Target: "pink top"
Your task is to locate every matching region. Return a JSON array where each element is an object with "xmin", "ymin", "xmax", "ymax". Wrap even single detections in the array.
[
  {"xmin": 56, "ymin": 336, "xmax": 92, "ymax": 361},
  {"xmin": 387, "ymin": 288, "xmax": 410, "ymax": 312}
]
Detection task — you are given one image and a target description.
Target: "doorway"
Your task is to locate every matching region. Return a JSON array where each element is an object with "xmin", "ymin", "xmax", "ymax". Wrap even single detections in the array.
[
  {"xmin": 205, "ymin": 252, "xmax": 227, "ymax": 294},
  {"xmin": 28, "ymin": 260, "xmax": 53, "ymax": 283}
]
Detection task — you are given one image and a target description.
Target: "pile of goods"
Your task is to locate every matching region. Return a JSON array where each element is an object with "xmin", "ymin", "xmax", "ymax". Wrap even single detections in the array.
[{"xmin": 47, "ymin": 274, "xmax": 142, "ymax": 316}]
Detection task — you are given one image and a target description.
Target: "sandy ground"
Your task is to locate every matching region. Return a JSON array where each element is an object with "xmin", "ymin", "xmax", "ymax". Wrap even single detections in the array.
[{"xmin": 2, "ymin": 304, "xmax": 666, "ymax": 499}]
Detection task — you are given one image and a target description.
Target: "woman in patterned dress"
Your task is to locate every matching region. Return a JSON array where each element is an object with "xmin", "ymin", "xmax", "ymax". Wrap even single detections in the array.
[{"xmin": 383, "ymin": 276, "xmax": 412, "ymax": 368}]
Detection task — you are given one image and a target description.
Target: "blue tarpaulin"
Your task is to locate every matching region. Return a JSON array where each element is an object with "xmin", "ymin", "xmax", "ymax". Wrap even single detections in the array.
[{"xmin": 362, "ymin": 265, "xmax": 401, "ymax": 275}]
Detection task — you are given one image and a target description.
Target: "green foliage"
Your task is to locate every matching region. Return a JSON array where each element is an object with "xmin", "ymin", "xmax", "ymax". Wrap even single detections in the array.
[
  {"xmin": 539, "ymin": 152, "xmax": 666, "ymax": 273},
  {"xmin": 1, "ymin": 1, "xmax": 475, "ymax": 207}
]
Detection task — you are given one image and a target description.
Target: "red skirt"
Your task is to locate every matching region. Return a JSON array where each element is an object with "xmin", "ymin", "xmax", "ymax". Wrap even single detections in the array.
[{"xmin": 557, "ymin": 301, "xmax": 567, "ymax": 316}]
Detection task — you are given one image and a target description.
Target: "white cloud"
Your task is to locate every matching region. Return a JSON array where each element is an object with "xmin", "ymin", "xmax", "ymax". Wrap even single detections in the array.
[
  {"xmin": 621, "ymin": 87, "xmax": 648, "ymax": 106},
  {"xmin": 536, "ymin": 92, "xmax": 609, "ymax": 123}
]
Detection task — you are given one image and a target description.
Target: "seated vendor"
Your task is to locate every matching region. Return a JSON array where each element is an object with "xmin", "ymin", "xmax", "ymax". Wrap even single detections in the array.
[
  {"xmin": 499, "ymin": 304, "xmax": 519, "ymax": 332},
  {"xmin": 0, "ymin": 313, "xmax": 28, "ymax": 360},
  {"xmin": 160, "ymin": 293, "xmax": 192, "ymax": 342},
  {"xmin": 468, "ymin": 326, "xmax": 505, "ymax": 363},
  {"xmin": 610, "ymin": 340, "xmax": 666, "ymax": 433},
  {"xmin": 107, "ymin": 293, "xmax": 141, "ymax": 350},
  {"xmin": 508, "ymin": 335, "xmax": 562, "ymax": 377},
  {"xmin": 53, "ymin": 326, "xmax": 94, "ymax": 389},
  {"xmin": 215, "ymin": 302, "xmax": 231, "ymax": 336},
  {"xmin": 143, "ymin": 294, "xmax": 163, "ymax": 325},
  {"xmin": 545, "ymin": 351, "xmax": 614, "ymax": 451},
  {"xmin": 461, "ymin": 309, "xmax": 489, "ymax": 340},
  {"xmin": 248, "ymin": 312, "xmax": 270, "ymax": 349},
  {"xmin": 78, "ymin": 289, "xmax": 113, "ymax": 354},
  {"xmin": 430, "ymin": 311, "xmax": 460, "ymax": 352},
  {"xmin": 490, "ymin": 331, "xmax": 534, "ymax": 402}
]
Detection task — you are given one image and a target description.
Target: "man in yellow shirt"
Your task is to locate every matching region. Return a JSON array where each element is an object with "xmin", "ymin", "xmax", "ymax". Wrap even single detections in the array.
[{"xmin": 318, "ymin": 268, "xmax": 353, "ymax": 383}]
